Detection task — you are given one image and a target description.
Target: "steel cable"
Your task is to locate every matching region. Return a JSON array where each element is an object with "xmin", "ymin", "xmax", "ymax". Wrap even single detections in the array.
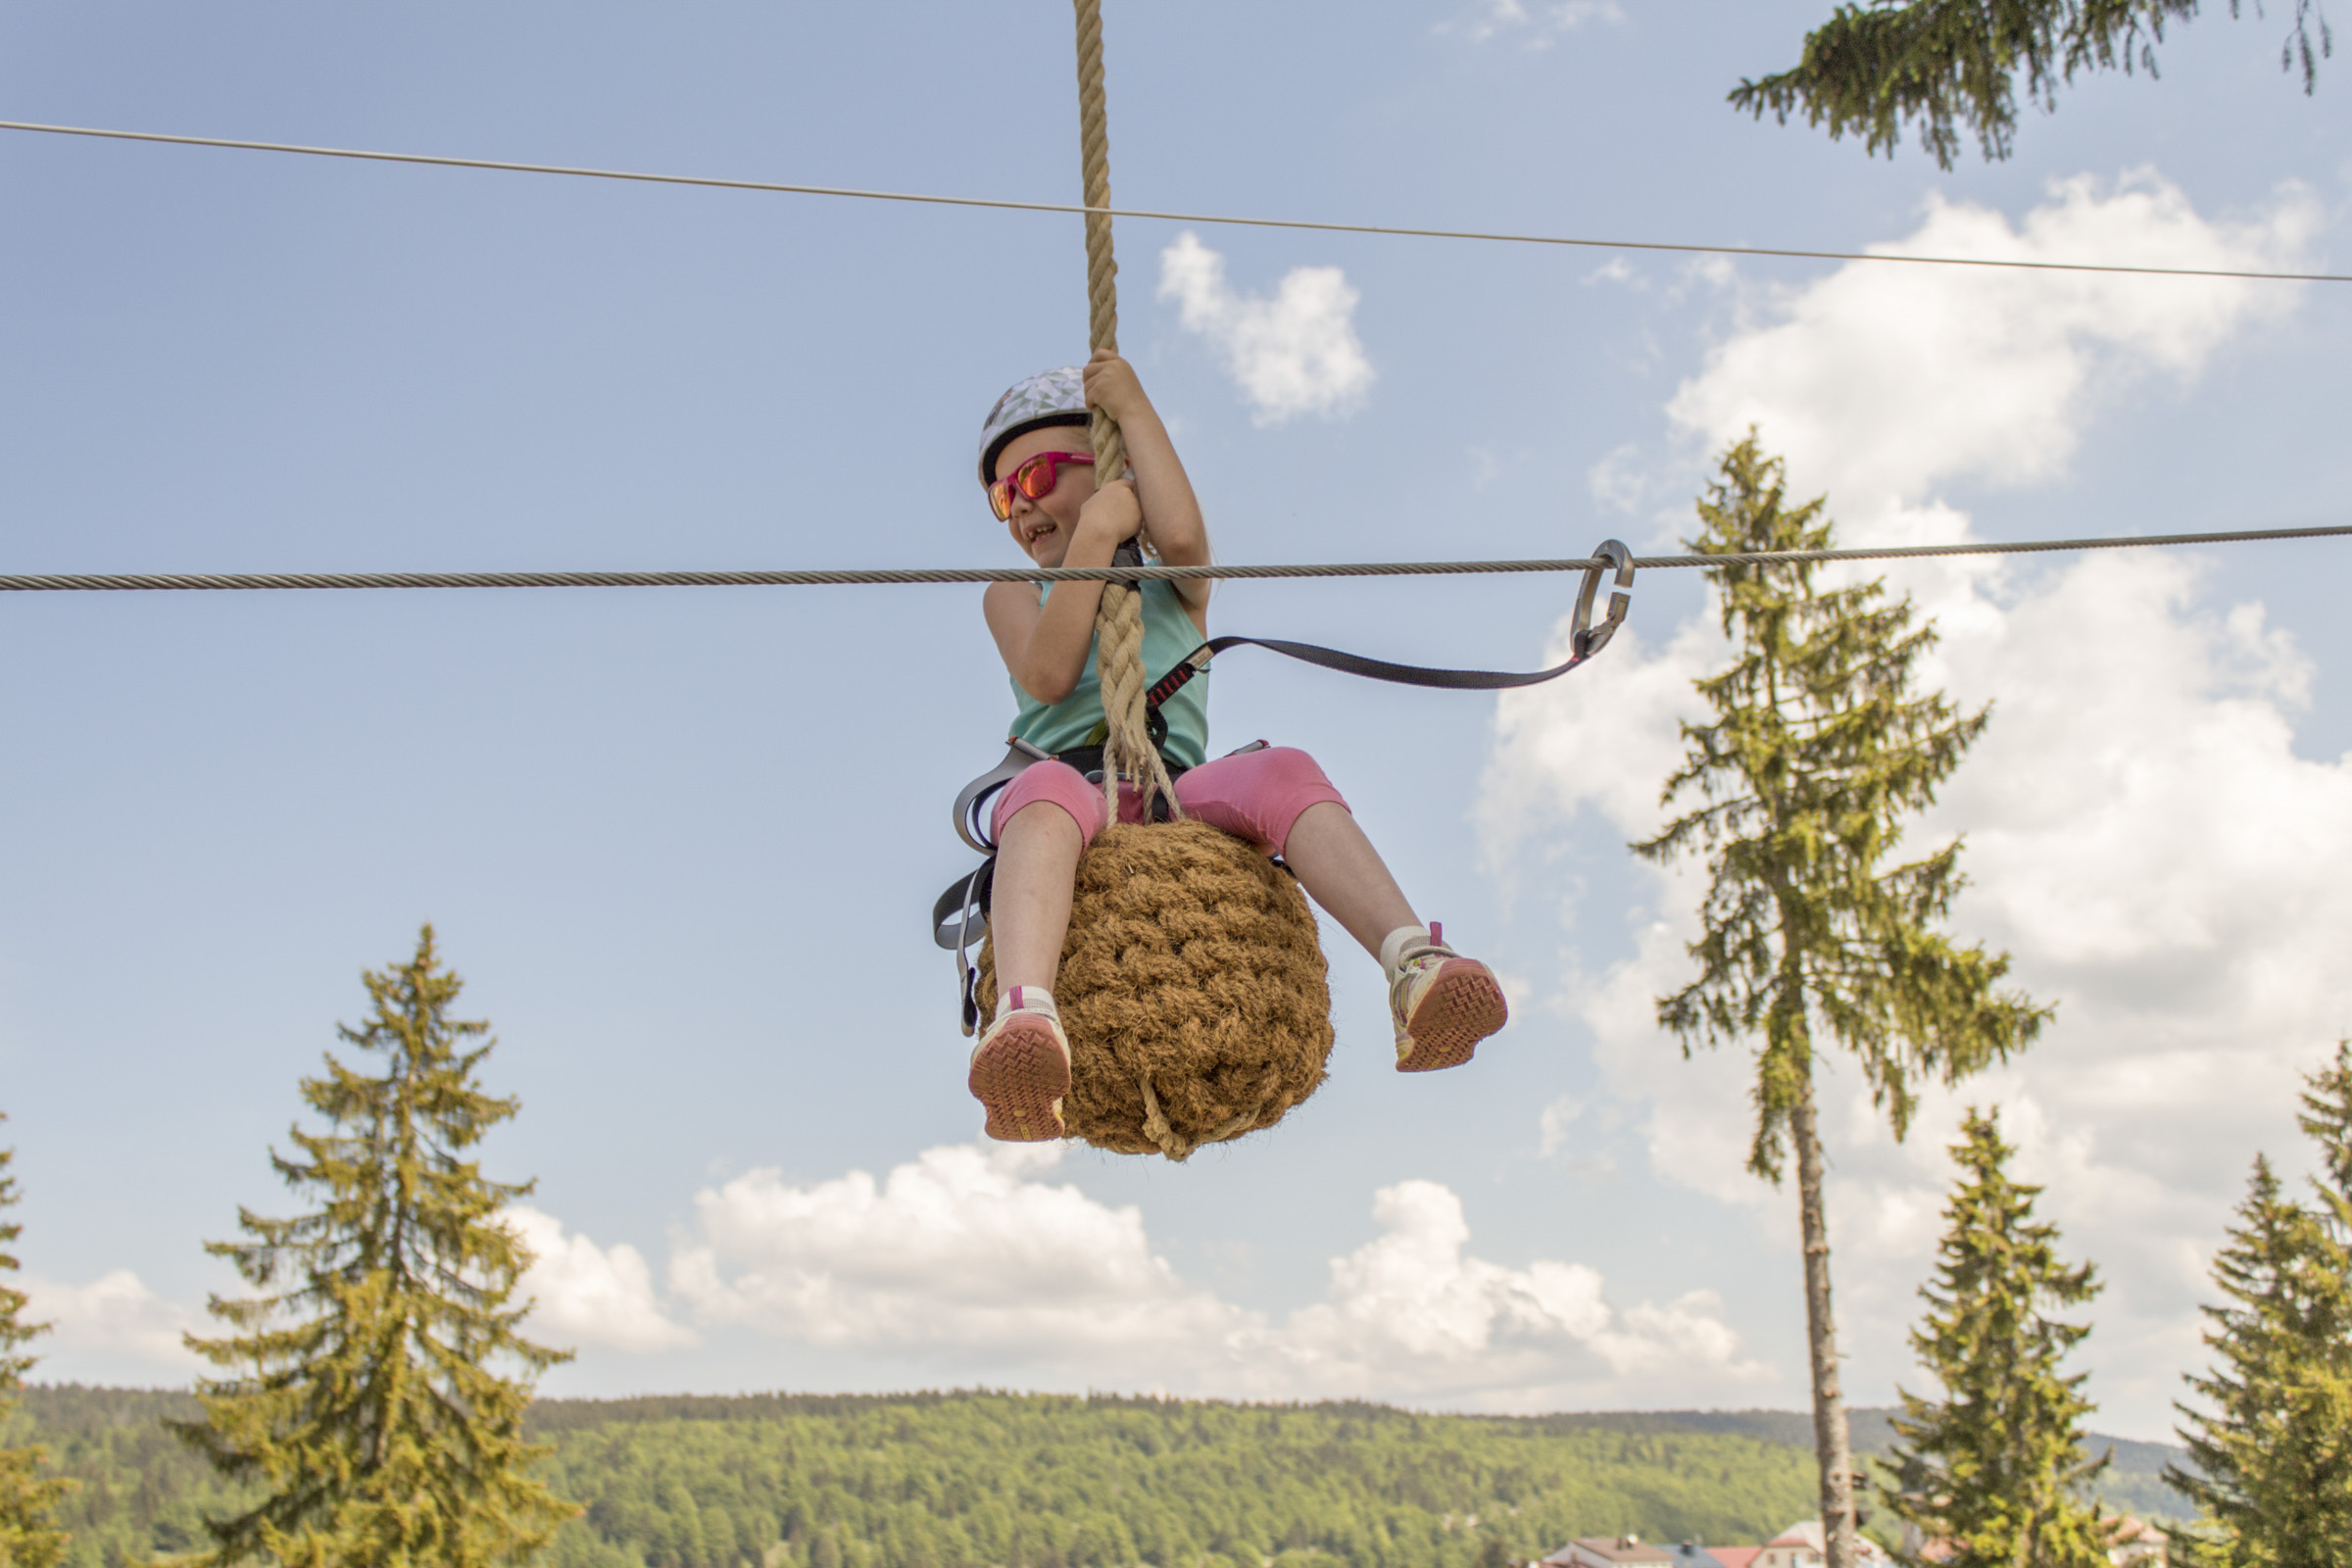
[
  {"xmin": 1, "ymin": 120, "xmax": 2341, "ymax": 285},
  {"xmin": 5, "ymin": 524, "xmax": 2346, "ymax": 593}
]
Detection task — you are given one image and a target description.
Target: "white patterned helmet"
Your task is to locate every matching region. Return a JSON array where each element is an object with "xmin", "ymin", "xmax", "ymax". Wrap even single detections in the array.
[{"xmin": 978, "ymin": 367, "xmax": 1090, "ymax": 486}]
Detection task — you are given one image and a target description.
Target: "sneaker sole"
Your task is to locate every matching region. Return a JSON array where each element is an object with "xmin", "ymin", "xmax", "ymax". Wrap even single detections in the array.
[
  {"xmin": 968, "ymin": 1018, "xmax": 1072, "ymax": 1141},
  {"xmin": 1396, "ymin": 960, "xmax": 1507, "ymax": 1073}
]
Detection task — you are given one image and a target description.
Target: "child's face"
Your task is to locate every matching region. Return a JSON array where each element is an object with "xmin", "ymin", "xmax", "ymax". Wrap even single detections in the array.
[{"xmin": 994, "ymin": 425, "xmax": 1099, "ymax": 568}]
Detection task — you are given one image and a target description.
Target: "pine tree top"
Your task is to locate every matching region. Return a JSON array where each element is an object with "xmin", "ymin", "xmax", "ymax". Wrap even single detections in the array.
[
  {"xmin": 2298, "ymin": 1040, "xmax": 2352, "ymax": 1212},
  {"xmin": 1729, "ymin": 0, "xmax": 2330, "ymax": 170},
  {"xmin": 1, "ymin": 1114, "xmax": 79, "ymax": 1568},
  {"xmin": 2169, "ymin": 1046, "xmax": 2352, "ymax": 1564},
  {"xmin": 0, "ymin": 1124, "xmax": 40, "ymax": 1393},
  {"xmin": 1637, "ymin": 435, "xmax": 2048, "ymax": 1179},
  {"xmin": 178, "ymin": 926, "xmax": 576, "ymax": 1568},
  {"xmin": 1885, "ymin": 1107, "xmax": 2109, "ymax": 1568}
]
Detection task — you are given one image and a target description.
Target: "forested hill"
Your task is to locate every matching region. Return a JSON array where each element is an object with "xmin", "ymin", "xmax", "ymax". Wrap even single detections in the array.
[{"xmin": 10, "ymin": 1385, "xmax": 2186, "ymax": 1568}]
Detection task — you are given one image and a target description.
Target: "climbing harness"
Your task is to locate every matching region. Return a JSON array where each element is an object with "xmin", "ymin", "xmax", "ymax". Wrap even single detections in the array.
[{"xmin": 933, "ymin": 731, "xmax": 1208, "ymax": 1039}]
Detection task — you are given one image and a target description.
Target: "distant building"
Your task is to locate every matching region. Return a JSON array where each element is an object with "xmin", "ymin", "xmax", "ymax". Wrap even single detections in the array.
[
  {"xmin": 2106, "ymin": 1515, "xmax": 2170, "ymax": 1567},
  {"xmin": 1751, "ymin": 1523, "xmax": 1823, "ymax": 1568},
  {"xmin": 1542, "ymin": 1538, "xmax": 1678, "ymax": 1567},
  {"xmin": 1662, "ymin": 1546, "xmax": 1732, "ymax": 1567},
  {"xmin": 1748, "ymin": 1521, "xmax": 1891, "ymax": 1567},
  {"xmin": 1546, "ymin": 1521, "xmax": 1904, "ymax": 1568}
]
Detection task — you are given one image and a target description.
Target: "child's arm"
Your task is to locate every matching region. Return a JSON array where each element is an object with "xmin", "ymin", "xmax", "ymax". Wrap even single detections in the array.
[
  {"xmin": 983, "ymin": 479, "xmax": 1142, "ymax": 705},
  {"xmin": 1083, "ymin": 350, "xmax": 1211, "ymax": 615}
]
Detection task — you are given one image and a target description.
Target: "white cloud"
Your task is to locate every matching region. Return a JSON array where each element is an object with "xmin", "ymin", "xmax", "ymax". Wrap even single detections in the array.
[
  {"xmin": 667, "ymin": 1142, "xmax": 1240, "ymax": 1357},
  {"xmin": 1440, "ymin": 0, "xmax": 1624, "ymax": 47},
  {"xmin": 22, "ymin": 1270, "xmax": 201, "ymax": 1369},
  {"xmin": 1538, "ymin": 1095, "xmax": 1585, "ymax": 1156},
  {"xmin": 1276, "ymin": 1180, "xmax": 1764, "ymax": 1400},
  {"xmin": 26, "ymin": 1225, "xmax": 702, "ymax": 1372},
  {"xmin": 1481, "ymin": 171, "xmax": 2339, "ymax": 1435},
  {"xmin": 661, "ymin": 1143, "xmax": 1760, "ymax": 1408},
  {"xmin": 511, "ymin": 1206, "xmax": 697, "ymax": 1353},
  {"xmin": 1666, "ymin": 171, "xmax": 2316, "ymax": 517},
  {"xmin": 1587, "ymin": 442, "xmax": 1649, "ymax": 514},
  {"xmin": 1157, "ymin": 232, "xmax": 1374, "ymax": 425}
]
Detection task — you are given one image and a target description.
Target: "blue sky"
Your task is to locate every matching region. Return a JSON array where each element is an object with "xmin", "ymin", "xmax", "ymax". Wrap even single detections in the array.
[{"xmin": 4, "ymin": 0, "xmax": 2348, "ymax": 1442}]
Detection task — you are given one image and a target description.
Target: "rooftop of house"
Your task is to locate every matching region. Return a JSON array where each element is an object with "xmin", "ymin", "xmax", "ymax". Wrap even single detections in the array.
[
  {"xmin": 1546, "ymin": 1537, "xmax": 1678, "ymax": 1565},
  {"xmin": 1756, "ymin": 1521, "xmax": 1889, "ymax": 1561}
]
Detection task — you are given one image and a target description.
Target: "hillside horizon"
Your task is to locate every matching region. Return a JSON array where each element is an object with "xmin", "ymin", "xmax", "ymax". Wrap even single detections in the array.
[{"xmin": 13, "ymin": 1381, "xmax": 2192, "ymax": 1568}]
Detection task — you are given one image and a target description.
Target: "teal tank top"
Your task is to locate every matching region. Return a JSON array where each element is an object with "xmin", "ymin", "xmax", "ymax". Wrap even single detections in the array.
[{"xmin": 1008, "ymin": 576, "xmax": 1210, "ymax": 768}]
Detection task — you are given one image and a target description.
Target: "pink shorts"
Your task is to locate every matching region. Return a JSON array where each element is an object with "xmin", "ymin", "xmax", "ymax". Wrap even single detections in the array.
[{"xmin": 989, "ymin": 745, "xmax": 1348, "ymax": 856}]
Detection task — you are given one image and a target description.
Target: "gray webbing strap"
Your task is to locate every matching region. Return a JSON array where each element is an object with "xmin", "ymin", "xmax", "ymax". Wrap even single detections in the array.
[{"xmin": 952, "ymin": 736, "xmax": 1055, "ymax": 856}]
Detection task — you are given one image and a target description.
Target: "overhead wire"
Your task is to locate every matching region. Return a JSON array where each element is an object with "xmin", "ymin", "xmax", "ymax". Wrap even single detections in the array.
[
  {"xmin": 0, "ymin": 120, "xmax": 2343, "ymax": 285},
  {"xmin": 2, "ymin": 127, "xmax": 2342, "ymax": 594},
  {"xmin": 6, "ymin": 523, "xmax": 2347, "ymax": 593}
]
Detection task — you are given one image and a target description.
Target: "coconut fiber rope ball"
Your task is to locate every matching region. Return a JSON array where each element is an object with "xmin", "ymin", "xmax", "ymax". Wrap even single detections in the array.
[{"xmin": 979, "ymin": 821, "xmax": 1334, "ymax": 1159}]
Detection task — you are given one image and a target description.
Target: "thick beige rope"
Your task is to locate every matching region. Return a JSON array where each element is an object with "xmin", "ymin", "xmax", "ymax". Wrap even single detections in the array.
[
  {"xmin": 1071, "ymin": 0, "xmax": 1284, "ymax": 1161},
  {"xmin": 1073, "ymin": 0, "xmax": 1182, "ymax": 824},
  {"xmin": 1140, "ymin": 1074, "xmax": 1274, "ymax": 1162}
]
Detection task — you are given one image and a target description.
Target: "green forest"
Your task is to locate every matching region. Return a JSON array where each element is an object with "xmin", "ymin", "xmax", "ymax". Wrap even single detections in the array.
[{"xmin": 9, "ymin": 1385, "xmax": 2187, "ymax": 1568}]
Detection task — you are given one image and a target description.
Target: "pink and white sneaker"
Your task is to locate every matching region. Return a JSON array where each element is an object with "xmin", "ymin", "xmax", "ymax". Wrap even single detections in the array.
[
  {"xmin": 1384, "ymin": 923, "xmax": 1507, "ymax": 1073},
  {"xmin": 968, "ymin": 985, "xmax": 1073, "ymax": 1141}
]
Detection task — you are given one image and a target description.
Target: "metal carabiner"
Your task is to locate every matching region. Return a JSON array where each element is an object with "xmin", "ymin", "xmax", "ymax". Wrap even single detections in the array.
[{"xmin": 1571, "ymin": 539, "xmax": 1635, "ymax": 659}]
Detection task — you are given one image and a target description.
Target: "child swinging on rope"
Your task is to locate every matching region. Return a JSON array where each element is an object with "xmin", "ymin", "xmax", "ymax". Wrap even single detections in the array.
[{"xmin": 968, "ymin": 352, "xmax": 1507, "ymax": 1141}]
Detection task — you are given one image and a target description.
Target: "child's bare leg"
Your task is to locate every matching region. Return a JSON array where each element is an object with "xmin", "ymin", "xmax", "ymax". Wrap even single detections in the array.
[
  {"xmin": 1175, "ymin": 750, "xmax": 1502, "ymax": 1070},
  {"xmin": 970, "ymin": 799, "xmax": 1083, "ymax": 1142},
  {"xmin": 1278, "ymin": 799, "xmax": 1504, "ymax": 1072},
  {"xmin": 1277, "ymin": 801, "xmax": 1419, "ymax": 956},
  {"xmin": 990, "ymin": 800, "xmax": 1085, "ymax": 998}
]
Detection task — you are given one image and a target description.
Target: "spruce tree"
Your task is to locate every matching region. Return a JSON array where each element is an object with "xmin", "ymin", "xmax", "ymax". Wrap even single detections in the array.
[
  {"xmin": 1883, "ymin": 1107, "xmax": 2108, "ymax": 1568},
  {"xmin": 0, "ymin": 1118, "xmax": 74, "ymax": 1568},
  {"xmin": 2169, "ymin": 1043, "xmax": 2352, "ymax": 1567},
  {"xmin": 2303, "ymin": 1040, "xmax": 2352, "ymax": 1242},
  {"xmin": 1732, "ymin": 0, "xmax": 2330, "ymax": 169},
  {"xmin": 1637, "ymin": 434, "xmax": 2048, "ymax": 1568},
  {"xmin": 177, "ymin": 926, "xmax": 578, "ymax": 1566}
]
